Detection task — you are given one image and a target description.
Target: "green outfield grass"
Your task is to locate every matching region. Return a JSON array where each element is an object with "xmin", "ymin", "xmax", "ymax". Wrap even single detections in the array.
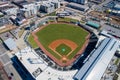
[
  {"xmin": 28, "ymin": 35, "xmax": 38, "ymax": 49},
  {"xmin": 46, "ymin": 11, "xmax": 56, "ymax": 16},
  {"xmin": 56, "ymin": 44, "xmax": 72, "ymax": 56},
  {"xmin": 34, "ymin": 23, "xmax": 89, "ymax": 60}
]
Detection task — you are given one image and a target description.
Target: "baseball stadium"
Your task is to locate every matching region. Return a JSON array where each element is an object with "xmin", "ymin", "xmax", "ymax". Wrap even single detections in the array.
[{"xmin": 29, "ymin": 22, "xmax": 90, "ymax": 66}]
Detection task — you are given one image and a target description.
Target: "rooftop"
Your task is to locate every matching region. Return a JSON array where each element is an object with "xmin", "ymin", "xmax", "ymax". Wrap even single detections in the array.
[
  {"xmin": 15, "ymin": 47, "xmax": 77, "ymax": 80},
  {"xmin": 86, "ymin": 21, "xmax": 100, "ymax": 29},
  {"xmin": 14, "ymin": 0, "xmax": 32, "ymax": 6},
  {"xmin": 114, "ymin": 4, "xmax": 120, "ymax": 9},
  {"xmin": 41, "ymin": 2, "xmax": 54, "ymax": 7},
  {"xmin": 4, "ymin": 38, "xmax": 17, "ymax": 50},
  {"xmin": 0, "ymin": 5, "xmax": 17, "ymax": 11},
  {"xmin": 0, "ymin": 2, "xmax": 8, "ymax": 6},
  {"xmin": 68, "ymin": 2, "xmax": 89, "ymax": 9},
  {"xmin": 0, "ymin": 18, "xmax": 10, "ymax": 27},
  {"xmin": 74, "ymin": 38, "xmax": 120, "ymax": 80}
]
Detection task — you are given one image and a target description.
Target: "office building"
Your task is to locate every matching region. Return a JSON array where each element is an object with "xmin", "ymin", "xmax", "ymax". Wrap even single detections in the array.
[
  {"xmin": 0, "ymin": 2, "xmax": 18, "ymax": 15},
  {"xmin": 13, "ymin": 1, "xmax": 37, "ymax": 18},
  {"xmin": 51, "ymin": 1, "xmax": 60, "ymax": 9},
  {"xmin": 90, "ymin": 0, "xmax": 105, "ymax": 4},
  {"xmin": 67, "ymin": 2, "xmax": 89, "ymax": 12},
  {"xmin": 77, "ymin": 0, "xmax": 87, "ymax": 4},
  {"xmin": 40, "ymin": 3, "xmax": 54, "ymax": 13},
  {"xmin": 66, "ymin": 0, "xmax": 88, "ymax": 5}
]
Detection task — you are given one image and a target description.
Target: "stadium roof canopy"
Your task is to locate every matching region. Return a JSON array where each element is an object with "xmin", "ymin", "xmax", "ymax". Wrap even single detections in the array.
[
  {"xmin": 99, "ymin": 30, "xmax": 113, "ymax": 38},
  {"xmin": 4, "ymin": 38, "xmax": 17, "ymax": 50},
  {"xmin": 86, "ymin": 21, "xmax": 100, "ymax": 29},
  {"xmin": 74, "ymin": 38, "xmax": 120, "ymax": 80},
  {"xmin": 14, "ymin": 47, "xmax": 77, "ymax": 80}
]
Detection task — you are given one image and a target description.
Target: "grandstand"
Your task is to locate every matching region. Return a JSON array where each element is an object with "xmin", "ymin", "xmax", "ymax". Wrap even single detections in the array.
[
  {"xmin": 11, "ymin": 47, "xmax": 77, "ymax": 80},
  {"xmin": 74, "ymin": 38, "xmax": 120, "ymax": 80},
  {"xmin": 11, "ymin": 37, "xmax": 120, "ymax": 80}
]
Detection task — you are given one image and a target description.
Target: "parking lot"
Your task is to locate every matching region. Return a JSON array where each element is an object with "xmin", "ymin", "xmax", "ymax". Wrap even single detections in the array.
[{"xmin": 101, "ymin": 23, "xmax": 120, "ymax": 38}]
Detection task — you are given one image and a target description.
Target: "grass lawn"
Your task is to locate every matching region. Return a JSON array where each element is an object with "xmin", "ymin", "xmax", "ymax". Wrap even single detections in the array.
[
  {"xmin": 35, "ymin": 23, "xmax": 89, "ymax": 60},
  {"xmin": 56, "ymin": 44, "xmax": 72, "ymax": 56},
  {"xmin": 80, "ymin": 20, "xmax": 86, "ymax": 24},
  {"xmin": 58, "ymin": 17, "xmax": 78, "ymax": 23},
  {"xmin": 0, "ymin": 14, "xmax": 4, "ymax": 18},
  {"xmin": 46, "ymin": 12, "xmax": 56, "ymax": 16},
  {"xmin": 28, "ymin": 34, "xmax": 38, "ymax": 49},
  {"xmin": 115, "ymin": 58, "xmax": 119, "ymax": 65},
  {"xmin": 0, "ymin": 39, "xmax": 2, "ymax": 43},
  {"xmin": 48, "ymin": 20, "xmax": 55, "ymax": 22}
]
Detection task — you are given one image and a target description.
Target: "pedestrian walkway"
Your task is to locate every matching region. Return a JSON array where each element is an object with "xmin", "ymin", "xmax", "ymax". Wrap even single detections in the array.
[{"xmin": 15, "ymin": 31, "xmax": 28, "ymax": 50}]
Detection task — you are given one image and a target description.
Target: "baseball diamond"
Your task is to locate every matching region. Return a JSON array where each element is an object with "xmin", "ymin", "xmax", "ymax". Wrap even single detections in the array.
[
  {"xmin": 31, "ymin": 23, "xmax": 90, "ymax": 66},
  {"xmin": 49, "ymin": 39, "xmax": 78, "ymax": 58}
]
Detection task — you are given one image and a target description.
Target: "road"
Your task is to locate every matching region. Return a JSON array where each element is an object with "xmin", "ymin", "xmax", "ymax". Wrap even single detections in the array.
[{"xmin": 94, "ymin": 0, "xmax": 112, "ymax": 9}]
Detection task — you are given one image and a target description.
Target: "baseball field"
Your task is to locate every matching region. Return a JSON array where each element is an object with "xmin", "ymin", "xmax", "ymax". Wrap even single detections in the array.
[{"xmin": 29, "ymin": 23, "xmax": 89, "ymax": 66}]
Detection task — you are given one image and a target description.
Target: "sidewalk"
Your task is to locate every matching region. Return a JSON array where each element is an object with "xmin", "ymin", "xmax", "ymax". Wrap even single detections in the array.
[{"xmin": 15, "ymin": 31, "xmax": 28, "ymax": 50}]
